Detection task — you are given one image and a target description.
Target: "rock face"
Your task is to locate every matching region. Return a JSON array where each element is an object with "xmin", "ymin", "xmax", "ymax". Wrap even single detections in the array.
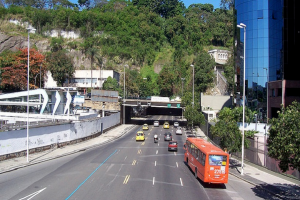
[
  {"xmin": 0, "ymin": 32, "xmax": 50, "ymax": 53},
  {"xmin": 0, "ymin": 32, "xmax": 28, "ymax": 53},
  {"xmin": 0, "ymin": 32, "xmax": 90, "ymax": 69}
]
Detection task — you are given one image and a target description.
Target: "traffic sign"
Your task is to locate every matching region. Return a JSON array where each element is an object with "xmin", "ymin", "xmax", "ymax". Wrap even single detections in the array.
[
  {"xmin": 177, "ymin": 104, "xmax": 180, "ymax": 108},
  {"xmin": 167, "ymin": 104, "xmax": 171, "ymax": 108}
]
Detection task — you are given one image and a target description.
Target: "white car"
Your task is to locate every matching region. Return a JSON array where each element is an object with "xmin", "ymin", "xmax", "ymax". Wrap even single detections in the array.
[
  {"xmin": 176, "ymin": 127, "xmax": 183, "ymax": 135},
  {"xmin": 154, "ymin": 121, "xmax": 159, "ymax": 127},
  {"xmin": 174, "ymin": 122, "xmax": 179, "ymax": 127}
]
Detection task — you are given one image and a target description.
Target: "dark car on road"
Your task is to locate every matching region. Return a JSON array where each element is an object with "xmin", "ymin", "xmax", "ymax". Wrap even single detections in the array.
[
  {"xmin": 164, "ymin": 132, "xmax": 172, "ymax": 141},
  {"xmin": 168, "ymin": 141, "xmax": 178, "ymax": 151}
]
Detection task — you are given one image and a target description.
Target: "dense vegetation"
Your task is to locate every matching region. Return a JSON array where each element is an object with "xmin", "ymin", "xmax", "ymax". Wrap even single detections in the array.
[
  {"xmin": 210, "ymin": 107, "xmax": 256, "ymax": 153},
  {"xmin": 0, "ymin": 0, "xmax": 234, "ymax": 98},
  {"xmin": 268, "ymin": 101, "xmax": 300, "ymax": 172}
]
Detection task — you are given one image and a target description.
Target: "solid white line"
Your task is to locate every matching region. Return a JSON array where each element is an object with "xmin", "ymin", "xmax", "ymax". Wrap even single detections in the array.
[
  {"xmin": 176, "ymin": 162, "xmax": 178, "ymax": 168},
  {"xmin": 156, "ymin": 150, "xmax": 158, "ymax": 154},
  {"xmin": 155, "ymin": 161, "xmax": 157, "ymax": 166},
  {"xmin": 124, "ymin": 156, "xmax": 127, "ymax": 161},
  {"xmin": 180, "ymin": 178, "xmax": 183, "ymax": 186},
  {"xmin": 19, "ymin": 187, "xmax": 47, "ymax": 200},
  {"xmin": 153, "ymin": 177, "xmax": 155, "ymax": 185}
]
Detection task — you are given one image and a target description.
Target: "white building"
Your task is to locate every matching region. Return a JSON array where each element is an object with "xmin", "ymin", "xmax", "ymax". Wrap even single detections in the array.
[{"xmin": 44, "ymin": 70, "xmax": 120, "ymax": 91}]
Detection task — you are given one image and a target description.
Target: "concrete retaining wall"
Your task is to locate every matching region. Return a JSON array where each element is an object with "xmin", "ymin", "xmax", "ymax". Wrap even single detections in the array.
[{"xmin": 0, "ymin": 113, "xmax": 120, "ymax": 158}]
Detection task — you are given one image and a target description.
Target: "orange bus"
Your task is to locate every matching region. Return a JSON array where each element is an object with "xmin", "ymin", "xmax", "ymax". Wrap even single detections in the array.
[{"xmin": 183, "ymin": 138, "xmax": 229, "ymax": 184}]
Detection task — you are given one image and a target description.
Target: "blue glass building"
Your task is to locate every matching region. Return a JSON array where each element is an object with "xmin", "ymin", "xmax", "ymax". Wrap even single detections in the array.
[{"xmin": 235, "ymin": 0, "xmax": 284, "ymax": 120}]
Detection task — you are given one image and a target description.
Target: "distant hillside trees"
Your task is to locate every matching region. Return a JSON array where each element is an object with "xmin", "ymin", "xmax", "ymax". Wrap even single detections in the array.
[{"xmin": 0, "ymin": 1, "xmax": 234, "ymax": 95}]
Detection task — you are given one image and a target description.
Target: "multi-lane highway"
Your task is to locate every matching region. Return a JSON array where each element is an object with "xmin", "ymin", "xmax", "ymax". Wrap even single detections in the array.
[{"xmin": 0, "ymin": 115, "xmax": 276, "ymax": 200}]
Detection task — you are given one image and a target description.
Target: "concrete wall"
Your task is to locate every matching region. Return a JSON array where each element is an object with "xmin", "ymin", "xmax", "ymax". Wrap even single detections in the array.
[
  {"xmin": 0, "ymin": 113, "xmax": 120, "ymax": 156},
  {"xmin": 201, "ymin": 94, "xmax": 232, "ymax": 111}
]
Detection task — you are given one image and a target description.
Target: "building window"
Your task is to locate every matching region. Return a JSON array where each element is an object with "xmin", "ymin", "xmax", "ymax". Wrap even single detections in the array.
[
  {"xmin": 257, "ymin": 10, "xmax": 263, "ymax": 19},
  {"xmin": 277, "ymin": 88, "xmax": 282, "ymax": 96},
  {"xmin": 272, "ymin": 89, "xmax": 275, "ymax": 97}
]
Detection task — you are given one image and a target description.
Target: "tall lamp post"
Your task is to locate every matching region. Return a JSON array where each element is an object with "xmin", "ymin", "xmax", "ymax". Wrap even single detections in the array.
[
  {"xmin": 190, "ymin": 64, "xmax": 194, "ymax": 132},
  {"xmin": 123, "ymin": 64, "xmax": 128, "ymax": 124},
  {"xmin": 237, "ymin": 22, "xmax": 246, "ymax": 175},
  {"xmin": 26, "ymin": 27, "xmax": 36, "ymax": 162}
]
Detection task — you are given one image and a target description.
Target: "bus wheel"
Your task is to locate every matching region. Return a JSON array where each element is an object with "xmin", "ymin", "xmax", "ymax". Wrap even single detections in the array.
[{"xmin": 194, "ymin": 168, "xmax": 198, "ymax": 179}]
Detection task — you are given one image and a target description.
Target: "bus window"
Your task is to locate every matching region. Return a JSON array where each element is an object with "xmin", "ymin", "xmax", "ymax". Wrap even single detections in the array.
[
  {"xmin": 209, "ymin": 155, "xmax": 227, "ymax": 166},
  {"xmin": 201, "ymin": 152, "xmax": 206, "ymax": 166}
]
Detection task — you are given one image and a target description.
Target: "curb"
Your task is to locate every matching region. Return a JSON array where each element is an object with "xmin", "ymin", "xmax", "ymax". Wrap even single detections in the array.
[{"xmin": 0, "ymin": 125, "xmax": 138, "ymax": 175}]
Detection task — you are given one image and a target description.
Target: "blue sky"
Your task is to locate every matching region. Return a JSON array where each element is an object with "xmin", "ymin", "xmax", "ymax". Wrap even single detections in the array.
[{"xmin": 182, "ymin": 0, "xmax": 220, "ymax": 9}]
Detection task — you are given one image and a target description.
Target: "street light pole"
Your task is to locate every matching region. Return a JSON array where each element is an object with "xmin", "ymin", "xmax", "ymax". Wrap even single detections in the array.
[
  {"xmin": 26, "ymin": 27, "xmax": 36, "ymax": 162},
  {"xmin": 237, "ymin": 22, "xmax": 246, "ymax": 175},
  {"xmin": 123, "ymin": 64, "xmax": 128, "ymax": 124},
  {"xmin": 263, "ymin": 67, "xmax": 268, "ymax": 122},
  {"xmin": 190, "ymin": 64, "xmax": 194, "ymax": 132}
]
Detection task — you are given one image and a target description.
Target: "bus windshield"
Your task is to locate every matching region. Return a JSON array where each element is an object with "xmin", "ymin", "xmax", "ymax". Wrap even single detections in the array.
[{"xmin": 209, "ymin": 155, "xmax": 227, "ymax": 166}]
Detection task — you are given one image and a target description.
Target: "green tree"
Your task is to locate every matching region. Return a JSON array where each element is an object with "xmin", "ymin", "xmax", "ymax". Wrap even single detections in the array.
[
  {"xmin": 46, "ymin": 50, "xmax": 74, "ymax": 86},
  {"xmin": 184, "ymin": 104, "xmax": 204, "ymax": 128},
  {"xmin": 158, "ymin": 65, "xmax": 176, "ymax": 97},
  {"xmin": 211, "ymin": 107, "xmax": 255, "ymax": 153},
  {"xmin": 193, "ymin": 51, "xmax": 215, "ymax": 93},
  {"xmin": 102, "ymin": 76, "xmax": 120, "ymax": 92},
  {"xmin": 268, "ymin": 101, "xmax": 300, "ymax": 172},
  {"xmin": 181, "ymin": 91, "xmax": 204, "ymax": 128}
]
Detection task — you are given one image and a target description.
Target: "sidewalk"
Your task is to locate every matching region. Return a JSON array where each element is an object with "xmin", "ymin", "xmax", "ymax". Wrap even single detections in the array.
[
  {"xmin": 0, "ymin": 124, "xmax": 137, "ymax": 174},
  {"xmin": 194, "ymin": 127, "xmax": 300, "ymax": 199}
]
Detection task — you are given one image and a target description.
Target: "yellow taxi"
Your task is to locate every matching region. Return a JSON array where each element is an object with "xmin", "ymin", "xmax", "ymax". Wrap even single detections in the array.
[
  {"xmin": 163, "ymin": 122, "xmax": 170, "ymax": 129},
  {"xmin": 142, "ymin": 124, "xmax": 149, "ymax": 130},
  {"xmin": 136, "ymin": 131, "xmax": 145, "ymax": 141}
]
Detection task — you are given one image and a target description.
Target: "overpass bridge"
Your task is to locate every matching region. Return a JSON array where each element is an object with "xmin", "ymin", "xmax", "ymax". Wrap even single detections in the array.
[{"xmin": 122, "ymin": 99, "xmax": 185, "ymax": 124}]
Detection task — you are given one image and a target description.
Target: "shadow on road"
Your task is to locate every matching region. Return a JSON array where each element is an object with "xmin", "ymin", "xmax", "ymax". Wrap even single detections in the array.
[{"xmin": 252, "ymin": 183, "xmax": 300, "ymax": 200}]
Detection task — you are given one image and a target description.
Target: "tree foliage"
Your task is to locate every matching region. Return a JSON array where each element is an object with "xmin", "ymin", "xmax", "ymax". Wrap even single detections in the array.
[
  {"xmin": 102, "ymin": 76, "xmax": 121, "ymax": 93},
  {"xmin": 0, "ymin": 48, "xmax": 45, "ymax": 91},
  {"xmin": 46, "ymin": 50, "xmax": 74, "ymax": 87},
  {"xmin": 193, "ymin": 51, "xmax": 215, "ymax": 93},
  {"xmin": 0, "ymin": 1, "xmax": 234, "ymax": 95},
  {"xmin": 211, "ymin": 107, "xmax": 255, "ymax": 152},
  {"xmin": 268, "ymin": 101, "xmax": 300, "ymax": 172}
]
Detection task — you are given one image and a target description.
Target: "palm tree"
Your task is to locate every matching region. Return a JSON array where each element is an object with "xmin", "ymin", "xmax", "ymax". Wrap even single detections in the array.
[{"xmin": 85, "ymin": 47, "xmax": 101, "ymax": 89}]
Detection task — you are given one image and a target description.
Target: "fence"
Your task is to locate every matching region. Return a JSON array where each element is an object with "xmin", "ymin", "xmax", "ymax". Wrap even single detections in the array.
[{"xmin": 200, "ymin": 119, "xmax": 300, "ymax": 180}]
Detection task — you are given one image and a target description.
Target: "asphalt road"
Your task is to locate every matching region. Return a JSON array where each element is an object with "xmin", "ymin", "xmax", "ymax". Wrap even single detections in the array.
[{"xmin": 0, "ymin": 115, "xmax": 275, "ymax": 200}]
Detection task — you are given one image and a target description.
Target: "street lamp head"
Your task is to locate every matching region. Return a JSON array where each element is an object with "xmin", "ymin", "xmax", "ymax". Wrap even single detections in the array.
[
  {"xmin": 181, "ymin": 78, "xmax": 185, "ymax": 81},
  {"xmin": 190, "ymin": 64, "xmax": 194, "ymax": 67},
  {"xmin": 240, "ymin": 23, "xmax": 246, "ymax": 27},
  {"xmin": 237, "ymin": 23, "xmax": 246, "ymax": 29},
  {"xmin": 143, "ymin": 78, "xmax": 147, "ymax": 80}
]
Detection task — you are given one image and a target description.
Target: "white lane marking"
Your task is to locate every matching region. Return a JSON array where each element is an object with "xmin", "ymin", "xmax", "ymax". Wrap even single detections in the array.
[
  {"xmin": 19, "ymin": 187, "xmax": 46, "ymax": 200},
  {"xmin": 156, "ymin": 150, "xmax": 158, "ymax": 154},
  {"xmin": 153, "ymin": 177, "xmax": 155, "ymax": 185},
  {"xmin": 176, "ymin": 162, "xmax": 178, "ymax": 168},
  {"xmin": 174, "ymin": 152, "xmax": 177, "ymax": 155},
  {"xmin": 180, "ymin": 178, "xmax": 183, "ymax": 186},
  {"xmin": 124, "ymin": 156, "xmax": 127, "ymax": 161},
  {"xmin": 158, "ymin": 143, "xmax": 159, "ymax": 146},
  {"xmin": 155, "ymin": 161, "xmax": 157, "ymax": 166}
]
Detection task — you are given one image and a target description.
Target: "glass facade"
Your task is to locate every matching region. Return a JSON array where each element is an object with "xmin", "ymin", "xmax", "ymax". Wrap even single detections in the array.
[{"xmin": 235, "ymin": 0, "xmax": 283, "ymax": 121}]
